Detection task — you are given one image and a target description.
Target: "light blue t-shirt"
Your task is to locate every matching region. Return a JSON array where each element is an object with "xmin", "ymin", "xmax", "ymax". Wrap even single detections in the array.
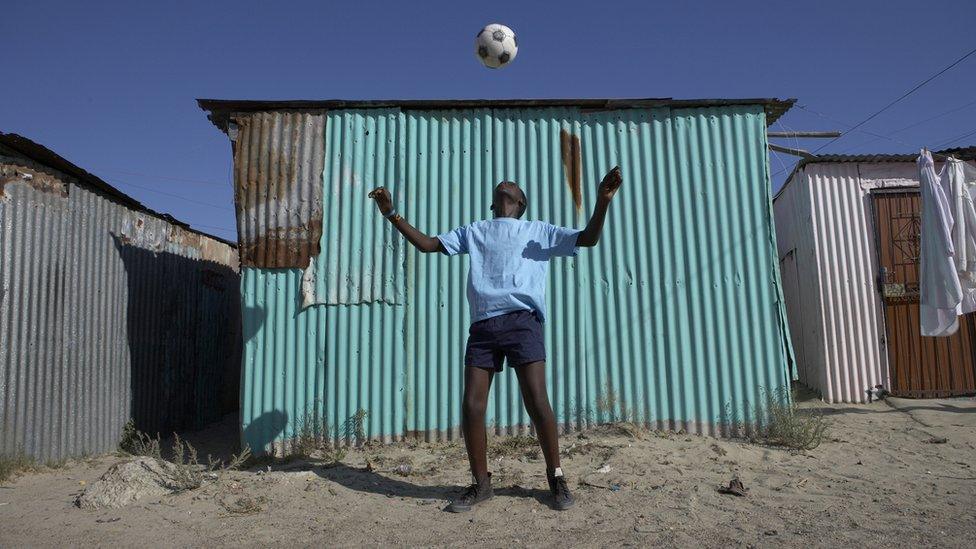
[{"xmin": 436, "ymin": 218, "xmax": 582, "ymax": 323}]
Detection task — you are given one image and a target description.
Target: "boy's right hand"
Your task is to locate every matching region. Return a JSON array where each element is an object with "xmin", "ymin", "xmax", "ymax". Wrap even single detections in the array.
[{"xmin": 368, "ymin": 187, "xmax": 394, "ymax": 216}]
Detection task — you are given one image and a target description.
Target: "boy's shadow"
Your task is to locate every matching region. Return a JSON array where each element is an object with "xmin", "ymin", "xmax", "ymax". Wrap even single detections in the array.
[{"xmin": 311, "ymin": 464, "xmax": 551, "ymax": 510}]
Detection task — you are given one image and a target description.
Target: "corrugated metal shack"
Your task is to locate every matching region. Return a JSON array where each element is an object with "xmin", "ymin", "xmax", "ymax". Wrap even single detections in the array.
[
  {"xmin": 199, "ymin": 97, "xmax": 797, "ymax": 454},
  {"xmin": 773, "ymin": 148, "xmax": 976, "ymax": 402},
  {"xmin": 0, "ymin": 133, "xmax": 242, "ymax": 461}
]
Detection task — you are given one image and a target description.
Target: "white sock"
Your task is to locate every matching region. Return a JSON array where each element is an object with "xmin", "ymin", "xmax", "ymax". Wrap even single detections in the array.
[{"xmin": 553, "ymin": 467, "xmax": 564, "ymax": 477}]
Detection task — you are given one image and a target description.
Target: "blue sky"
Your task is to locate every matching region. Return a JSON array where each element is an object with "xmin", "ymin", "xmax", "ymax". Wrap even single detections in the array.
[{"xmin": 3, "ymin": 0, "xmax": 974, "ymax": 241}]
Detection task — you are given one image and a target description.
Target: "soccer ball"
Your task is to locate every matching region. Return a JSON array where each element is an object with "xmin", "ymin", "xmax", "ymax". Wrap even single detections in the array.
[{"xmin": 475, "ymin": 23, "xmax": 518, "ymax": 69}]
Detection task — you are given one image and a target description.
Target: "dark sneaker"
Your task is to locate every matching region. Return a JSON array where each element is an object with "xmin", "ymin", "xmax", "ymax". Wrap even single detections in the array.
[
  {"xmin": 447, "ymin": 474, "xmax": 493, "ymax": 513},
  {"xmin": 547, "ymin": 472, "xmax": 575, "ymax": 510}
]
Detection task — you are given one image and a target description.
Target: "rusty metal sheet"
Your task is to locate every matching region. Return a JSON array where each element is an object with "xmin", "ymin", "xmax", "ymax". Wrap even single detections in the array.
[
  {"xmin": 232, "ymin": 111, "xmax": 325, "ymax": 268},
  {"xmin": 559, "ymin": 130, "xmax": 583, "ymax": 212}
]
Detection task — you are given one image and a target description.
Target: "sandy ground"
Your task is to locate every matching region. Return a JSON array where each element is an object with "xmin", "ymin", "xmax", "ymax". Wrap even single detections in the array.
[{"xmin": 2, "ymin": 396, "xmax": 975, "ymax": 548}]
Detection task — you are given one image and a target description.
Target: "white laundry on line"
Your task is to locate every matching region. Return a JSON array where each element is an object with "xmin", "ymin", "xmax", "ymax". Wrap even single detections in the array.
[
  {"xmin": 918, "ymin": 149, "xmax": 961, "ymax": 336},
  {"xmin": 945, "ymin": 157, "xmax": 976, "ymax": 314}
]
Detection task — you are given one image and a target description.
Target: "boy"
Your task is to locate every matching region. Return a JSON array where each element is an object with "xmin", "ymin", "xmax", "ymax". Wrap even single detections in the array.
[{"xmin": 368, "ymin": 166, "xmax": 622, "ymax": 511}]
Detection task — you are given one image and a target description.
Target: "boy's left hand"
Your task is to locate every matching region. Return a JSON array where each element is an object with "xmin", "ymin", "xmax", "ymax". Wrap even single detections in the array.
[{"xmin": 598, "ymin": 166, "xmax": 622, "ymax": 201}]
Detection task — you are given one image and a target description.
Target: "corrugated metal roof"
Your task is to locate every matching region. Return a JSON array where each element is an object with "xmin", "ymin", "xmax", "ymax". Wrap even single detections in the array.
[
  {"xmin": 0, "ymin": 132, "xmax": 236, "ymax": 247},
  {"xmin": 198, "ymin": 97, "xmax": 796, "ymax": 132},
  {"xmin": 794, "ymin": 146, "xmax": 976, "ymax": 166},
  {"xmin": 775, "ymin": 146, "xmax": 976, "ymax": 201}
]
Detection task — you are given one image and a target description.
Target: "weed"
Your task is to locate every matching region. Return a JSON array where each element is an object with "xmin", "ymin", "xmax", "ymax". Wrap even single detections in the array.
[
  {"xmin": 595, "ymin": 384, "xmax": 638, "ymax": 424},
  {"xmin": 43, "ymin": 458, "xmax": 68, "ymax": 469},
  {"xmin": 169, "ymin": 434, "xmax": 206, "ymax": 491},
  {"xmin": 0, "ymin": 451, "xmax": 37, "ymax": 483},
  {"xmin": 119, "ymin": 419, "xmax": 138, "ymax": 454},
  {"xmin": 293, "ymin": 410, "xmax": 330, "ymax": 457},
  {"xmin": 595, "ymin": 385, "xmax": 619, "ymax": 422},
  {"xmin": 223, "ymin": 446, "xmax": 252, "ymax": 470},
  {"xmin": 488, "ymin": 434, "xmax": 538, "ymax": 458},
  {"xmin": 120, "ymin": 426, "xmax": 162, "ymax": 460},
  {"xmin": 610, "ymin": 421, "xmax": 646, "ymax": 439},
  {"xmin": 120, "ymin": 425, "xmax": 252, "ymax": 491},
  {"xmin": 342, "ymin": 409, "xmax": 368, "ymax": 447},
  {"xmin": 749, "ymin": 387, "xmax": 830, "ymax": 451},
  {"xmin": 325, "ymin": 446, "xmax": 347, "ymax": 464}
]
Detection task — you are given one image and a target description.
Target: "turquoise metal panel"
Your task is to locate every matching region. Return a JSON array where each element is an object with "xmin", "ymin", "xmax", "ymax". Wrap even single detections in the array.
[
  {"xmin": 238, "ymin": 105, "xmax": 793, "ymax": 452},
  {"xmin": 309, "ymin": 109, "xmax": 404, "ymax": 306}
]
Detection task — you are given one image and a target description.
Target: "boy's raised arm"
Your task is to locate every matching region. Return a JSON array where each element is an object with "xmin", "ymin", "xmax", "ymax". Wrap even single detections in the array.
[
  {"xmin": 368, "ymin": 186, "xmax": 444, "ymax": 254},
  {"xmin": 576, "ymin": 166, "xmax": 623, "ymax": 247}
]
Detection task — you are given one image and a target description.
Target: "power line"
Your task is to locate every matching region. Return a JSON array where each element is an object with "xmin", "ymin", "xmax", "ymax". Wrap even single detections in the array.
[
  {"xmin": 106, "ymin": 178, "xmax": 234, "ymax": 211},
  {"xmin": 813, "ymin": 45, "xmax": 976, "ymax": 154},
  {"xmin": 98, "ymin": 168, "xmax": 229, "ymax": 187},
  {"xmin": 931, "ymin": 128, "xmax": 976, "ymax": 150},
  {"xmin": 189, "ymin": 222, "xmax": 236, "ymax": 232},
  {"xmin": 793, "ymin": 105, "xmax": 917, "ymax": 148},
  {"xmin": 839, "ymin": 97, "xmax": 976, "ymax": 153},
  {"xmin": 771, "ymin": 122, "xmax": 976, "ymax": 180}
]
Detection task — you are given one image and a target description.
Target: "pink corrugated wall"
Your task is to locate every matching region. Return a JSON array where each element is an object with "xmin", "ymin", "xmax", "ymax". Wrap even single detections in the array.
[{"xmin": 774, "ymin": 163, "xmax": 891, "ymax": 403}]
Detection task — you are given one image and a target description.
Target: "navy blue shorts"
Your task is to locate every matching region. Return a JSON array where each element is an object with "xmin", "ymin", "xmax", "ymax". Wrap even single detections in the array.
[{"xmin": 465, "ymin": 310, "xmax": 546, "ymax": 371}]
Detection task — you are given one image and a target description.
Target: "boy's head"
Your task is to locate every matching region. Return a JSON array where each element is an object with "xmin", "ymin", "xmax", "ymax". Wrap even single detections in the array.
[{"xmin": 491, "ymin": 181, "xmax": 527, "ymax": 219}]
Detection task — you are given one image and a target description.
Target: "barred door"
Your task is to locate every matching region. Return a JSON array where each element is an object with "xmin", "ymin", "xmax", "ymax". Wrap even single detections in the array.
[{"xmin": 873, "ymin": 190, "xmax": 976, "ymax": 397}]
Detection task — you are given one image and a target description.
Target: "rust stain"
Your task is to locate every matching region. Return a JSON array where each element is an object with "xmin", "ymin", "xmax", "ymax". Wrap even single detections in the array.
[
  {"xmin": 559, "ymin": 130, "xmax": 583, "ymax": 211},
  {"xmin": 232, "ymin": 112, "xmax": 325, "ymax": 269},
  {"xmin": 0, "ymin": 165, "xmax": 68, "ymax": 198}
]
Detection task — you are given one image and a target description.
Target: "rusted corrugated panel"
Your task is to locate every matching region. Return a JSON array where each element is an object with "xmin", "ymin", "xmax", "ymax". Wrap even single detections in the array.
[
  {"xmin": 234, "ymin": 103, "xmax": 795, "ymax": 453},
  {"xmin": 0, "ymin": 155, "xmax": 241, "ymax": 462},
  {"xmin": 232, "ymin": 111, "xmax": 325, "ymax": 268}
]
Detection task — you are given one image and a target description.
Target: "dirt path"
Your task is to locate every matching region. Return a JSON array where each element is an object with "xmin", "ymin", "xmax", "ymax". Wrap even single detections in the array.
[{"xmin": 2, "ymin": 398, "xmax": 975, "ymax": 548}]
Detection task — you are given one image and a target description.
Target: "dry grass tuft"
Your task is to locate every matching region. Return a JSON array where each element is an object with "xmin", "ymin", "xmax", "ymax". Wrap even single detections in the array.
[
  {"xmin": 488, "ymin": 434, "xmax": 538, "ymax": 458},
  {"xmin": 750, "ymin": 388, "xmax": 830, "ymax": 451},
  {"xmin": 0, "ymin": 452, "xmax": 37, "ymax": 484}
]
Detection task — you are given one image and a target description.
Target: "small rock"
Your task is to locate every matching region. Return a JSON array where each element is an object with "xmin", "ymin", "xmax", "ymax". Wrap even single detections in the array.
[
  {"xmin": 717, "ymin": 477, "xmax": 748, "ymax": 497},
  {"xmin": 925, "ymin": 437, "xmax": 948, "ymax": 444},
  {"xmin": 393, "ymin": 464, "xmax": 412, "ymax": 476},
  {"xmin": 596, "ymin": 464, "xmax": 612, "ymax": 474},
  {"xmin": 764, "ymin": 530, "xmax": 778, "ymax": 536}
]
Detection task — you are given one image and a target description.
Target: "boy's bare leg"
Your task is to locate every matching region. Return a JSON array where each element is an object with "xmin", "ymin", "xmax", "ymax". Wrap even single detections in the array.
[
  {"xmin": 514, "ymin": 361, "xmax": 560, "ymax": 470},
  {"xmin": 462, "ymin": 366, "xmax": 494, "ymax": 481}
]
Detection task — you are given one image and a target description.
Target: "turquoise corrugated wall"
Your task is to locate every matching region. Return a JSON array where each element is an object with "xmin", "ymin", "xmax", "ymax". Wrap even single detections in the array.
[{"xmin": 240, "ymin": 105, "xmax": 792, "ymax": 453}]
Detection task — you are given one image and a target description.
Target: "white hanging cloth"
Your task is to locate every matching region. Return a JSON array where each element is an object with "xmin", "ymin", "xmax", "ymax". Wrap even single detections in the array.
[
  {"xmin": 918, "ymin": 149, "xmax": 961, "ymax": 336},
  {"xmin": 946, "ymin": 156, "xmax": 976, "ymax": 313}
]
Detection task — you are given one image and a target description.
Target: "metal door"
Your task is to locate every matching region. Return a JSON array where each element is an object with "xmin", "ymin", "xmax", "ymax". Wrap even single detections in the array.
[{"xmin": 873, "ymin": 190, "xmax": 976, "ymax": 397}]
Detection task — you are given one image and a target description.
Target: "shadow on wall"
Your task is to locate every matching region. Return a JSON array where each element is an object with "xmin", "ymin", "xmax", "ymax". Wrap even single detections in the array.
[
  {"xmin": 242, "ymin": 302, "xmax": 266, "ymax": 344},
  {"xmin": 112, "ymin": 234, "xmax": 242, "ymax": 435},
  {"xmin": 243, "ymin": 409, "xmax": 289, "ymax": 455}
]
